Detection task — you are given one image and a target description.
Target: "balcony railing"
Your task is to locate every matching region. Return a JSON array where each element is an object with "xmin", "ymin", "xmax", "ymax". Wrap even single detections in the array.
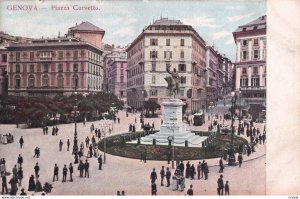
[{"xmin": 240, "ymin": 86, "xmax": 266, "ymax": 91}]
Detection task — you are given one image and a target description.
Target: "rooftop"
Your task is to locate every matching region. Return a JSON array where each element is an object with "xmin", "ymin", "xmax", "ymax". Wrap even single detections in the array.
[
  {"xmin": 152, "ymin": 18, "xmax": 183, "ymax": 26},
  {"xmin": 234, "ymin": 15, "xmax": 266, "ymax": 33},
  {"xmin": 69, "ymin": 21, "xmax": 105, "ymax": 33}
]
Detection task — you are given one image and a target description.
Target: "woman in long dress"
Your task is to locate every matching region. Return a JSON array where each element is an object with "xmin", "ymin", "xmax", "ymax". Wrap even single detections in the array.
[
  {"xmin": 172, "ymin": 174, "xmax": 178, "ymax": 191},
  {"xmin": 28, "ymin": 175, "xmax": 36, "ymax": 191},
  {"xmin": 35, "ymin": 175, "xmax": 43, "ymax": 192}
]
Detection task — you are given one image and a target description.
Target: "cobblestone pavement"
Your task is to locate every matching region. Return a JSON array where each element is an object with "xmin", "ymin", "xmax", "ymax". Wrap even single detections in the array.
[{"xmin": 0, "ymin": 110, "xmax": 266, "ymax": 195}]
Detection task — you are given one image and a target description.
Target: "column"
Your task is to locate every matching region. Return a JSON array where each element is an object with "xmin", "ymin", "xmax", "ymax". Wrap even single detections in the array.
[
  {"xmin": 259, "ymin": 65, "xmax": 263, "ymax": 87},
  {"xmin": 248, "ymin": 40, "xmax": 252, "ymax": 61},
  {"xmin": 248, "ymin": 66, "xmax": 252, "ymax": 87},
  {"xmin": 259, "ymin": 38, "xmax": 264, "ymax": 60},
  {"xmin": 235, "ymin": 66, "xmax": 240, "ymax": 90},
  {"xmin": 237, "ymin": 41, "xmax": 241, "ymax": 62}
]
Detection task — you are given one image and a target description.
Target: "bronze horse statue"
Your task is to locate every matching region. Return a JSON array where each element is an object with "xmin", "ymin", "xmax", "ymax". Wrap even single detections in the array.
[{"xmin": 164, "ymin": 76, "xmax": 179, "ymax": 98}]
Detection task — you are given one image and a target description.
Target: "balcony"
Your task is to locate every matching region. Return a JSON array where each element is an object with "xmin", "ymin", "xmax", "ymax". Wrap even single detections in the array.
[{"xmin": 240, "ymin": 86, "xmax": 266, "ymax": 91}]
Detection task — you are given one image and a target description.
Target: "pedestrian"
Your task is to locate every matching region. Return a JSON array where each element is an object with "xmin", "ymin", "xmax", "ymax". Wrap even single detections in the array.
[
  {"xmin": 150, "ymin": 168, "xmax": 157, "ymax": 183},
  {"xmin": 1, "ymin": 175, "xmax": 8, "ymax": 194},
  {"xmin": 225, "ymin": 181, "xmax": 230, "ymax": 195},
  {"xmin": 238, "ymin": 153, "xmax": 243, "ymax": 168},
  {"xmin": 67, "ymin": 139, "xmax": 70, "ymax": 151},
  {"xmin": 19, "ymin": 136, "xmax": 24, "ymax": 148},
  {"xmin": 89, "ymin": 144, "xmax": 93, "ymax": 158},
  {"xmin": 17, "ymin": 154, "xmax": 23, "ymax": 169},
  {"xmin": 34, "ymin": 163, "xmax": 40, "ymax": 177},
  {"xmin": 160, "ymin": 166, "xmax": 165, "ymax": 186},
  {"xmin": 55, "ymin": 126, "xmax": 59, "ymax": 136},
  {"xmin": 204, "ymin": 162, "xmax": 209, "ymax": 180},
  {"xmin": 33, "ymin": 147, "xmax": 38, "ymax": 158},
  {"xmin": 262, "ymin": 133, "xmax": 266, "ymax": 144},
  {"xmin": 20, "ymin": 188, "xmax": 27, "ymax": 195},
  {"xmin": 85, "ymin": 136, "xmax": 90, "ymax": 147},
  {"xmin": 187, "ymin": 184, "xmax": 194, "ymax": 195},
  {"xmin": 201, "ymin": 160, "xmax": 205, "ymax": 178},
  {"xmin": 69, "ymin": 163, "xmax": 73, "ymax": 182},
  {"xmin": 9, "ymin": 177, "xmax": 18, "ymax": 195},
  {"xmin": 78, "ymin": 160, "xmax": 84, "ymax": 177},
  {"xmin": 121, "ymin": 190, "xmax": 125, "ymax": 196},
  {"xmin": 166, "ymin": 167, "xmax": 171, "ymax": 187},
  {"xmin": 52, "ymin": 126, "xmax": 55, "ymax": 136},
  {"xmin": 35, "ymin": 175, "xmax": 43, "ymax": 192},
  {"xmin": 259, "ymin": 134, "xmax": 262, "ymax": 144},
  {"xmin": 12, "ymin": 165, "xmax": 18, "ymax": 179},
  {"xmin": 197, "ymin": 161, "xmax": 201, "ymax": 180},
  {"xmin": 53, "ymin": 164, "xmax": 59, "ymax": 182},
  {"xmin": 219, "ymin": 158, "xmax": 224, "ymax": 173},
  {"xmin": 59, "ymin": 139, "xmax": 63, "ymax": 151},
  {"xmin": 118, "ymin": 117, "xmax": 120, "ymax": 124},
  {"xmin": 185, "ymin": 161, "xmax": 190, "ymax": 179},
  {"xmin": 179, "ymin": 160, "xmax": 184, "ymax": 174},
  {"xmin": 98, "ymin": 155, "xmax": 103, "ymax": 170},
  {"xmin": 151, "ymin": 182, "xmax": 157, "ymax": 195},
  {"xmin": 217, "ymin": 174, "xmax": 224, "ymax": 196},
  {"xmin": 190, "ymin": 164, "xmax": 195, "ymax": 180},
  {"xmin": 132, "ymin": 124, "xmax": 136, "ymax": 132},
  {"xmin": 84, "ymin": 160, "xmax": 89, "ymax": 178},
  {"xmin": 28, "ymin": 175, "xmax": 35, "ymax": 191},
  {"xmin": 37, "ymin": 147, "xmax": 40, "ymax": 158},
  {"xmin": 45, "ymin": 126, "xmax": 48, "ymax": 135},
  {"xmin": 17, "ymin": 167, "xmax": 23, "ymax": 186},
  {"xmin": 62, "ymin": 165, "xmax": 67, "ymax": 182},
  {"xmin": 97, "ymin": 131, "xmax": 101, "ymax": 140}
]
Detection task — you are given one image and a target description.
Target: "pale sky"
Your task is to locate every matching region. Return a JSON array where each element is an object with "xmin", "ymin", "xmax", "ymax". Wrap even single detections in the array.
[{"xmin": 0, "ymin": 0, "xmax": 266, "ymax": 61}]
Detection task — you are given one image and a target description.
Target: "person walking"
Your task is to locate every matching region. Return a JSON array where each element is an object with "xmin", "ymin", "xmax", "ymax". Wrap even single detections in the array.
[
  {"xmin": 34, "ymin": 163, "xmax": 40, "ymax": 177},
  {"xmin": 62, "ymin": 165, "xmax": 67, "ymax": 182},
  {"xmin": 67, "ymin": 139, "xmax": 70, "ymax": 151},
  {"xmin": 190, "ymin": 164, "xmax": 195, "ymax": 180},
  {"xmin": 238, "ymin": 154, "xmax": 243, "ymax": 168},
  {"xmin": 204, "ymin": 162, "xmax": 209, "ymax": 180},
  {"xmin": 219, "ymin": 158, "xmax": 224, "ymax": 173},
  {"xmin": 78, "ymin": 160, "xmax": 84, "ymax": 177},
  {"xmin": 187, "ymin": 184, "xmax": 194, "ymax": 195},
  {"xmin": 151, "ymin": 182, "xmax": 157, "ymax": 195},
  {"xmin": 185, "ymin": 161, "xmax": 191, "ymax": 179},
  {"xmin": 160, "ymin": 166, "xmax": 165, "ymax": 186},
  {"xmin": 201, "ymin": 160, "xmax": 205, "ymax": 179},
  {"xmin": 9, "ymin": 177, "xmax": 18, "ymax": 195},
  {"xmin": 19, "ymin": 136, "xmax": 24, "ymax": 148},
  {"xmin": 59, "ymin": 139, "xmax": 63, "ymax": 151},
  {"xmin": 1, "ymin": 175, "xmax": 8, "ymax": 194},
  {"xmin": 98, "ymin": 155, "xmax": 103, "ymax": 170},
  {"xmin": 166, "ymin": 167, "xmax": 171, "ymax": 187},
  {"xmin": 28, "ymin": 175, "xmax": 35, "ymax": 191},
  {"xmin": 85, "ymin": 136, "xmax": 90, "ymax": 148},
  {"xmin": 69, "ymin": 163, "xmax": 73, "ymax": 182},
  {"xmin": 217, "ymin": 174, "xmax": 224, "ymax": 196},
  {"xmin": 53, "ymin": 164, "xmax": 59, "ymax": 182},
  {"xmin": 84, "ymin": 160, "xmax": 89, "ymax": 178},
  {"xmin": 197, "ymin": 161, "xmax": 201, "ymax": 180},
  {"xmin": 150, "ymin": 168, "xmax": 157, "ymax": 183},
  {"xmin": 17, "ymin": 167, "xmax": 23, "ymax": 186},
  {"xmin": 12, "ymin": 165, "xmax": 17, "ymax": 179},
  {"xmin": 17, "ymin": 154, "xmax": 23, "ymax": 169},
  {"xmin": 225, "ymin": 181, "xmax": 230, "ymax": 195}
]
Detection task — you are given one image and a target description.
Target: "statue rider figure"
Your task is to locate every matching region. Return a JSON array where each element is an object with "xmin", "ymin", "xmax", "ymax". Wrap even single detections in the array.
[{"xmin": 165, "ymin": 64, "xmax": 180, "ymax": 97}]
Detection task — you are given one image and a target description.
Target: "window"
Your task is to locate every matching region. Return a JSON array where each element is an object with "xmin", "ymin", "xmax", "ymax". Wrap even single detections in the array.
[
  {"xmin": 150, "ymin": 39, "xmax": 158, "ymax": 46},
  {"xmin": 150, "ymin": 51, "xmax": 158, "ymax": 59},
  {"xmin": 28, "ymin": 75, "xmax": 35, "ymax": 87},
  {"xmin": 240, "ymin": 78, "xmax": 248, "ymax": 87},
  {"xmin": 120, "ymin": 76, "xmax": 124, "ymax": 83},
  {"xmin": 242, "ymin": 51, "xmax": 248, "ymax": 60},
  {"xmin": 253, "ymin": 50, "xmax": 259, "ymax": 60},
  {"xmin": 29, "ymin": 64, "xmax": 34, "ymax": 73},
  {"xmin": 15, "ymin": 64, "xmax": 20, "ymax": 73},
  {"xmin": 2, "ymin": 54, "xmax": 7, "ymax": 62},
  {"xmin": 152, "ymin": 75, "xmax": 156, "ymax": 84},
  {"xmin": 30, "ymin": 52, "xmax": 34, "ymax": 61},
  {"xmin": 178, "ymin": 64, "xmax": 186, "ymax": 72},
  {"xmin": 242, "ymin": 28, "xmax": 246, "ymax": 31},
  {"xmin": 42, "ymin": 75, "xmax": 49, "ymax": 87},
  {"xmin": 242, "ymin": 40, "xmax": 248, "ymax": 46},
  {"xmin": 166, "ymin": 39, "xmax": 170, "ymax": 46},
  {"xmin": 180, "ymin": 51, "xmax": 184, "ymax": 59},
  {"xmin": 150, "ymin": 90, "xmax": 157, "ymax": 96},
  {"xmin": 73, "ymin": 51, "xmax": 78, "ymax": 60},
  {"xmin": 251, "ymin": 77, "xmax": 259, "ymax": 87},
  {"xmin": 16, "ymin": 52, "xmax": 20, "ymax": 61},
  {"xmin": 15, "ymin": 76, "xmax": 21, "ymax": 88},
  {"xmin": 180, "ymin": 39, "xmax": 184, "ymax": 46},
  {"xmin": 57, "ymin": 75, "xmax": 64, "ymax": 88},
  {"xmin": 242, "ymin": 67, "xmax": 247, "ymax": 74},
  {"xmin": 164, "ymin": 51, "xmax": 172, "ymax": 59},
  {"xmin": 73, "ymin": 64, "xmax": 78, "ymax": 72},
  {"xmin": 72, "ymin": 75, "xmax": 79, "ymax": 88},
  {"xmin": 253, "ymin": 39, "xmax": 259, "ymax": 46},
  {"xmin": 43, "ymin": 64, "xmax": 49, "ymax": 72},
  {"xmin": 40, "ymin": 51, "xmax": 52, "ymax": 60},
  {"xmin": 151, "ymin": 62, "xmax": 156, "ymax": 71},
  {"xmin": 253, "ymin": 67, "xmax": 258, "ymax": 74},
  {"xmin": 58, "ymin": 64, "xmax": 63, "ymax": 72},
  {"xmin": 58, "ymin": 51, "xmax": 63, "ymax": 60},
  {"xmin": 180, "ymin": 76, "xmax": 186, "ymax": 84}
]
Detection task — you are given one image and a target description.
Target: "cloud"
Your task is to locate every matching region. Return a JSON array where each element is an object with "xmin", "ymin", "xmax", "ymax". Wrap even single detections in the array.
[
  {"xmin": 227, "ymin": 13, "xmax": 255, "ymax": 22},
  {"xmin": 225, "ymin": 6, "xmax": 242, "ymax": 11},
  {"xmin": 112, "ymin": 26, "xmax": 135, "ymax": 38},
  {"xmin": 225, "ymin": 38, "xmax": 235, "ymax": 45},
  {"xmin": 211, "ymin": 31, "xmax": 231, "ymax": 40},
  {"xmin": 182, "ymin": 16, "xmax": 219, "ymax": 28}
]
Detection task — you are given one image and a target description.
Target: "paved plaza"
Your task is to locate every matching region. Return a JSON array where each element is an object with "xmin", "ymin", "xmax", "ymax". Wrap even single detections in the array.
[{"xmin": 0, "ymin": 106, "xmax": 266, "ymax": 195}]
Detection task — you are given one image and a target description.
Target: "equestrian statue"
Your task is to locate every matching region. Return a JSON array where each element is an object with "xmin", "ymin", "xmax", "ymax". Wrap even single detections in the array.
[{"xmin": 164, "ymin": 63, "xmax": 179, "ymax": 98}]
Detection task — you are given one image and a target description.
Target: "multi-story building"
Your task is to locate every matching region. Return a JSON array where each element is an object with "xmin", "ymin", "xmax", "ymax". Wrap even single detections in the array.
[
  {"xmin": 233, "ymin": 15, "xmax": 266, "ymax": 114},
  {"xmin": 104, "ymin": 47, "xmax": 127, "ymax": 102},
  {"xmin": 7, "ymin": 21, "xmax": 105, "ymax": 96},
  {"xmin": 0, "ymin": 46, "xmax": 8, "ymax": 95},
  {"xmin": 126, "ymin": 18, "xmax": 207, "ymax": 114}
]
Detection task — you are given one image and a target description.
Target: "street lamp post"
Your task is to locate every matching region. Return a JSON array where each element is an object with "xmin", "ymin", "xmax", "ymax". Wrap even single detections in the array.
[
  {"xmin": 72, "ymin": 90, "xmax": 78, "ymax": 155},
  {"xmin": 228, "ymin": 91, "xmax": 237, "ymax": 166},
  {"xmin": 101, "ymin": 120, "xmax": 109, "ymax": 164}
]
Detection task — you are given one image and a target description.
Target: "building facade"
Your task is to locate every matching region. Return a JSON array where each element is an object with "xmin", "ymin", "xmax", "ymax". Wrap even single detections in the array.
[
  {"xmin": 233, "ymin": 15, "xmax": 266, "ymax": 110},
  {"xmin": 7, "ymin": 22, "xmax": 105, "ymax": 96},
  {"xmin": 126, "ymin": 18, "xmax": 207, "ymax": 114},
  {"xmin": 104, "ymin": 47, "xmax": 127, "ymax": 102},
  {"xmin": 0, "ymin": 47, "xmax": 8, "ymax": 95}
]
